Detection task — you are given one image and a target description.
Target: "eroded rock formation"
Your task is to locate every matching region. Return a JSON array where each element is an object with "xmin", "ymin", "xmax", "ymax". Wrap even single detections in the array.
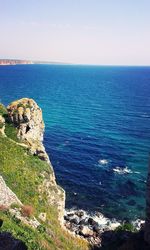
[
  {"xmin": 7, "ymin": 98, "xmax": 49, "ymax": 162},
  {"xmin": 6, "ymin": 98, "xmax": 65, "ymax": 224}
]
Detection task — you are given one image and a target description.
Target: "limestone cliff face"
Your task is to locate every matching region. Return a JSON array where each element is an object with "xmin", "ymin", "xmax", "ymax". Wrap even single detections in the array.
[
  {"xmin": 144, "ymin": 157, "xmax": 150, "ymax": 244},
  {"xmin": 7, "ymin": 98, "xmax": 49, "ymax": 163},
  {"xmin": 0, "ymin": 176, "xmax": 22, "ymax": 207},
  {"xmin": 7, "ymin": 98, "xmax": 65, "ymax": 224}
]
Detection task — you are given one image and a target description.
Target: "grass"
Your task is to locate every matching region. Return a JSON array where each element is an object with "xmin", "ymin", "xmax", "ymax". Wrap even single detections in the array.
[
  {"xmin": 0, "ymin": 211, "xmax": 47, "ymax": 250},
  {"xmin": 0, "ymin": 103, "xmax": 7, "ymax": 116},
  {"xmin": 0, "ymin": 122, "xmax": 4, "ymax": 129},
  {"xmin": 0, "ymin": 103, "xmax": 89, "ymax": 250},
  {"xmin": 5, "ymin": 122, "xmax": 20, "ymax": 142},
  {"xmin": 0, "ymin": 103, "xmax": 19, "ymax": 142}
]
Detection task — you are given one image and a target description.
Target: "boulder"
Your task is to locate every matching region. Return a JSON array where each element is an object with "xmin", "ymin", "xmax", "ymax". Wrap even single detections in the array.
[
  {"xmin": 88, "ymin": 217, "xmax": 97, "ymax": 226},
  {"xmin": 79, "ymin": 226, "xmax": 94, "ymax": 237},
  {"xmin": 70, "ymin": 217, "xmax": 80, "ymax": 225},
  {"xmin": 75, "ymin": 210, "xmax": 84, "ymax": 218}
]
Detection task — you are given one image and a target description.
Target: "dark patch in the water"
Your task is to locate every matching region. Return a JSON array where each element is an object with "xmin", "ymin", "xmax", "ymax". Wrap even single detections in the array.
[
  {"xmin": 118, "ymin": 180, "xmax": 139, "ymax": 196},
  {"xmin": 137, "ymin": 205, "xmax": 145, "ymax": 211},
  {"xmin": 127, "ymin": 200, "xmax": 136, "ymax": 206}
]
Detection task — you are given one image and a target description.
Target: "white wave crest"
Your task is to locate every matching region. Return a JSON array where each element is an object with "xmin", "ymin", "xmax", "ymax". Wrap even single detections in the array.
[
  {"xmin": 98, "ymin": 159, "xmax": 108, "ymax": 165},
  {"xmin": 113, "ymin": 166, "xmax": 132, "ymax": 174},
  {"xmin": 65, "ymin": 209, "xmax": 121, "ymax": 230}
]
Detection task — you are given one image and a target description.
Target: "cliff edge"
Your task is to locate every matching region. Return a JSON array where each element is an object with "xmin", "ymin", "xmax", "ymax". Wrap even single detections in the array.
[
  {"xmin": 6, "ymin": 98, "xmax": 65, "ymax": 223},
  {"xmin": 0, "ymin": 99, "xmax": 88, "ymax": 250}
]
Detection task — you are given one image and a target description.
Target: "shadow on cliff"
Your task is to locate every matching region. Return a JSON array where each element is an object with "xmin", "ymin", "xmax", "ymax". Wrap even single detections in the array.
[
  {"xmin": 0, "ymin": 219, "xmax": 27, "ymax": 250},
  {"xmin": 0, "ymin": 232, "xmax": 27, "ymax": 250},
  {"xmin": 90, "ymin": 229, "xmax": 150, "ymax": 250}
]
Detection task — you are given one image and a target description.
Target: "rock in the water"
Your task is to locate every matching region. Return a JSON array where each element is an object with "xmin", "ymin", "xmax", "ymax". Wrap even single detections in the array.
[
  {"xmin": 93, "ymin": 224, "xmax": 102, "ymax": 234},
  {"xmin": 75, "ymin": 210, "xmax": 84, "ymax": 218},
  {"xmin": 70, "ymin": 217, "xmax": 80, "ymax": 225},
  {"xmin": 79, "ymin": 218, "xmax": 88, "ymax": 226},
  {"xmin": 64, "ymin": 215, "xmax": 71, "ymax": 221},
  {"xmin": 79, "ymin": 226, "xmax": 94, "ymax": 237},
  {"xmin": 88, "ymin": 217, "xmax": 97, "ymax": 226}
]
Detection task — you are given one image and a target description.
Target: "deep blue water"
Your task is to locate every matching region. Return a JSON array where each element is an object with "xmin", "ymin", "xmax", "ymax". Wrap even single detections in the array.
[{"xmin": 0, "ymin": 64, "xmax": 150, "ymax": 220}]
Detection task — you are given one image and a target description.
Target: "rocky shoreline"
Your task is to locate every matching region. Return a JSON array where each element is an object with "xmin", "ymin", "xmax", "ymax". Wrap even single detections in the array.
[{"xmin": 64, "ymin": 209, "xmax": 144, "ymax": 248}]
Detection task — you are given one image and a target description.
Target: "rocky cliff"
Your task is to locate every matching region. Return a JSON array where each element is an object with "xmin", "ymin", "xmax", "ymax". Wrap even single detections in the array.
[
  {"xmin": 0, "ymin": 99, "xmax": 89, "ymax": 250},
  {"xmin": 6, "ymin": 98, "xmax": 65, "ymax": 224},
  {"xmin": 7, "ymin": 98, "xmax": 50, "ymax": 163}
]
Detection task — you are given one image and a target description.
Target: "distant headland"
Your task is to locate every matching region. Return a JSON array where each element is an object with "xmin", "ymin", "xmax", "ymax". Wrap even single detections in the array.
[
  {"xmin": 0, "ymin": 59, "xmax": 33, "ymax": 65},
  {"xmin": 0, "ymin": 59, "xmax": 69, "ymax": 66}
]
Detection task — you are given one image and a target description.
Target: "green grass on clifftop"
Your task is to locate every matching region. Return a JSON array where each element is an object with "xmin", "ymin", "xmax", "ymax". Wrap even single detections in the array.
[
  {"xmin": 0, "ymin": 104, "xmax": 89, "ymax": 250},
  {"xmin": 0, "ymin": 103, "xmax": 19, "ymax": 142}
]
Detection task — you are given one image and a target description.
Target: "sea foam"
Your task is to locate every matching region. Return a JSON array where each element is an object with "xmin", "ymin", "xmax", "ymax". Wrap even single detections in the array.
[
  {"xmin": 98, "ymin": 159, "xmax": 108, "ymax": 165},
  {"xmin": 113, "ymin": 166, "xmax": 132, "ymax": 174}
]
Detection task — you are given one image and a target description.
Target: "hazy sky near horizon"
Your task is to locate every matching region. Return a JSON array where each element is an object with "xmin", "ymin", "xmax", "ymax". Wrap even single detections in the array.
[{"xmin": 0, "ymin": 0, "xmax": 150, "ymax": 65}]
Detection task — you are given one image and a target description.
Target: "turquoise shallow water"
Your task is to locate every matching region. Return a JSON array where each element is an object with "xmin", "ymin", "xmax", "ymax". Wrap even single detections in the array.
[{"xmin": 0, "ymin": 65, "xmax": 150, "ymax": 220}]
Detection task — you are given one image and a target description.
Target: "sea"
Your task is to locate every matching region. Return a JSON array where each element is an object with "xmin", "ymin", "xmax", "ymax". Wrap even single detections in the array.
[{"xmin": 0, "ymin": 64, "xmax": 150, "ymax": 221}]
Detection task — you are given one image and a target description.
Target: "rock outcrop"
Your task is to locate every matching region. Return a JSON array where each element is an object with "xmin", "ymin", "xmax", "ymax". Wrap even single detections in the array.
[
  {"xmin": 7, "ymin": 98, "xmax": 49, "ymax": 163},
  {"xmin": 0, "ymin": 176, "xmax": 22, "ymax": 207},
  {"xmin": 6, "ymin": 98, "xmax": 65, "ymax": 224}
]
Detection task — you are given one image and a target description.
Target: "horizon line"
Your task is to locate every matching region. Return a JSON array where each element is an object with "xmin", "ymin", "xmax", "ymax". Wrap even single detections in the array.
[{"xmin": 0, "ymin": 58, "xmax": 150, "ymax": 67}]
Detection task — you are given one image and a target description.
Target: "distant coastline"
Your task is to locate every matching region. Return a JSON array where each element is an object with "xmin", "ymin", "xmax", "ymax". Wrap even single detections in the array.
[
  {"xmin": 0, "ymin": 59, "xmax": 70, "ymax": 66},
  {"xmin": 0, "ymin": 59, "xmax": 33, "ymax": 65}
]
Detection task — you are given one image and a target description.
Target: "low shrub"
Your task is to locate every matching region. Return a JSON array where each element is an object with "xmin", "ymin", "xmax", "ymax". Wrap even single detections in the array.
[
  {"xmin": 21, "ymin": 205, "xmax": 34, "ymax": 218},
  {"xmin": 0, "ymin": 205, "xmax": 8, "ymax": 212}
]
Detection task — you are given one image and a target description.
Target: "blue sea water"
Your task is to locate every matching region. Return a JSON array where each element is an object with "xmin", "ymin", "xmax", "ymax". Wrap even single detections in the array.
[{"xmin": 0, "ymin": 64, "xmax": 150, "ymax": 220}]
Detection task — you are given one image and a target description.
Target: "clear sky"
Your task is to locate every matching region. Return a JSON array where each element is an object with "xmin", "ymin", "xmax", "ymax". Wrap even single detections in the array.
[{"xmin": 0, "ymin": 0, "xmax": 150, "ymax": 65}]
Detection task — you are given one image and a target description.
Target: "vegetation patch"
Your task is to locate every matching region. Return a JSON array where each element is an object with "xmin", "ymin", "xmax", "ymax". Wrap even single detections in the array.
[
  {"xmin": 0, "ymin": 103, "xmax": 7, "ymax": 116},
  {"xmin": 21, "ymin": 205, "xmax": 34, "ymax": 218}
]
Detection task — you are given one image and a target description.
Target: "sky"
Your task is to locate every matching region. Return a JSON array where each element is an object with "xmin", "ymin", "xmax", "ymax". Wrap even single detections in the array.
[{"xmin": 0, "ymin": 0, "xmax": 150, "ymax": 65}]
